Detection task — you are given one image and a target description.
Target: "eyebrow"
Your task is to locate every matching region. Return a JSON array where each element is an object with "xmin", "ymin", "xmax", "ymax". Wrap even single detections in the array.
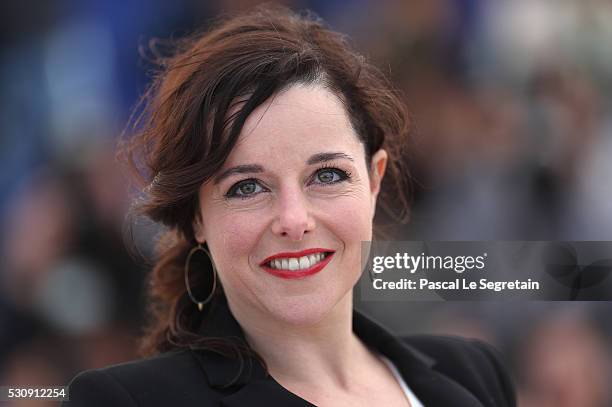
[
  {"xmin": 306, "ymin": 152, "xmax": 354, "ymax": 165},
  {"xmin": 213, "ymin": 151, "xmax": 354, "ymax": 184}
]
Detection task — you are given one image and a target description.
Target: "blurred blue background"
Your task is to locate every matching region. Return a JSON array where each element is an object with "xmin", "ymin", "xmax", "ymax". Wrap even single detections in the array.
[{"xmin": 1, "ymin": 1, "xmax": 612, "ymax": 406}]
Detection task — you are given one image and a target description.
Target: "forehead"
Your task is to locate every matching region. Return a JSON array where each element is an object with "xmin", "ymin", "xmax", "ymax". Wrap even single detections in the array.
[{"xmin": 225, "ymin": 84, "xmax": 365, "ymax": 164}]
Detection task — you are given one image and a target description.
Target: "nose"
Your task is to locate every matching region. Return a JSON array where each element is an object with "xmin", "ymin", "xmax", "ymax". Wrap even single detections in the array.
[{"xmin": 271, "ymin": 186, "xmax": 315, "ymax": 241}]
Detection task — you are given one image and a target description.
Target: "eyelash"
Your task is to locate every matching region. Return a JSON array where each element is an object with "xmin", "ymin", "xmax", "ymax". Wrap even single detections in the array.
[{"xmin": 224, "ymin": 164, "xmax": 353, "ymax": 200}]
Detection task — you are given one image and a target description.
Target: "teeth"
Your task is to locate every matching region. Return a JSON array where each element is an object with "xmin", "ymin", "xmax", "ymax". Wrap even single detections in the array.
[
  {"xmin": 299, "ymin": 256, "xmax": 310, "ymax": 269},
  {"xmin": 267, "ymin": 253, "xmax": 328, "ymax": 271}
]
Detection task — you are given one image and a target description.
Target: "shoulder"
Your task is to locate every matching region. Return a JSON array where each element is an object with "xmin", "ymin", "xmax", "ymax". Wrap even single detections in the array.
[
  {"xmin": 402, "ymin": 334, "xmax": 516, "ymax": 407},
  {"xmin": 62, "ymin": 350, "xmax": 214, "ymax": 407}
]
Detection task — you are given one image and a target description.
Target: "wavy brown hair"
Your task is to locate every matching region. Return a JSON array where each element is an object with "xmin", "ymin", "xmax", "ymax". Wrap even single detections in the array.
[{"xmin": 118, "ymin": 5, "xmax": 412, "ymax": 364}]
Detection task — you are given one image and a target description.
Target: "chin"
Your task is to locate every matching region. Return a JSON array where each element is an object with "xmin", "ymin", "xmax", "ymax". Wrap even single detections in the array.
[{"xmin": 261, "ymin": 290, "xmax": 350, "ymax": 327}]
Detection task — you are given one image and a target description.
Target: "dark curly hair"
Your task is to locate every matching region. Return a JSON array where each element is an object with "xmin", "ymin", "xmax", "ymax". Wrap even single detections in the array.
[{"xmin": 118, "ymin": 4, "xmax": 412, "ymax": 367}]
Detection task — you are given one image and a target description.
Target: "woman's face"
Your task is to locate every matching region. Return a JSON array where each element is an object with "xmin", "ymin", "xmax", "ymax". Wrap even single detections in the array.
[{"xmin": 195, "ymin": 83, "xmax": 387, "ymax": 327}]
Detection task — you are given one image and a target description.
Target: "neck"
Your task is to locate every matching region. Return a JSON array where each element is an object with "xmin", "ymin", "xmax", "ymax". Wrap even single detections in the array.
[{"xmin": 228, "ymin": 292, "xmax": 367, "ymax": 389}]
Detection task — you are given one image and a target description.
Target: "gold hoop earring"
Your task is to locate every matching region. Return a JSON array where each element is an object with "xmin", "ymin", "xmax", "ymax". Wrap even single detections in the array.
[{"xmin": 184, "ymin": 243, "xmax": 217, "ymax": 311}]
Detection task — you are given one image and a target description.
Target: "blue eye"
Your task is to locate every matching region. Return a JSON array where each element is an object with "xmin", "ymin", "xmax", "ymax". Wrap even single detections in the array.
[
  {"xmin": 314, "ymin": 168, "xmax": 349, "ymax": 184},
  {"xmin": 227, "ymin": 179, "xmax": 264, "ymax": 198}
]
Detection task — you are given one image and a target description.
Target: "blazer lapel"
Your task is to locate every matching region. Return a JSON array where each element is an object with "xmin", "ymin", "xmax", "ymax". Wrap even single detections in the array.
[
  {"xmin": 353, "ymin": 308, "xmax": 486, "ymax": 407},
  {"xmin": 220, "ymin": 379, "xmax": 316, "ymax": 407},
  {"xmin": 191, "ymin": 297, "xmax": 315, "ymax": 406}
]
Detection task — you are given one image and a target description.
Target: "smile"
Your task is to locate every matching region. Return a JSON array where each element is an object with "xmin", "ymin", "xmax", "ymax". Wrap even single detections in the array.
[{"xmin": 260, "ymin": 248, "xmax": 335, "ymax": 279}]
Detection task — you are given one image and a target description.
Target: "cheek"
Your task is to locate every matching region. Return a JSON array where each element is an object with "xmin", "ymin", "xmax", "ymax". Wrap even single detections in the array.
[
  {"xmin": 211, "ymin": 212, "xmax": 263, "ymax": 263},
  {"xmin": 319, "ymin": 190, "xmax": 374, "ymax": 241},
  {"xmin": 332, "ymin": 205, "xmax": 370, "ymax": 239}
]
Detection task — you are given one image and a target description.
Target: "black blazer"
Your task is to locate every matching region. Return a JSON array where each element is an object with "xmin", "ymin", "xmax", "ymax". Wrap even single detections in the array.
[{"xmin": 63, "ymin": 299, "xmax": 516, "ymax": 407}]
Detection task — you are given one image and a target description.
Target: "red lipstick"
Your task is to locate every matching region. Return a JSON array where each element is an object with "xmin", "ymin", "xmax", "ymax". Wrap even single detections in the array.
[{"xmin": 260, "ymin": 248, "xmax": 335, "ymax": 280}]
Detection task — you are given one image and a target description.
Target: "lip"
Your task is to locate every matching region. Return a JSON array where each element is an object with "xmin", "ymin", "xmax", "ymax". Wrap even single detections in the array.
[{"xmin": 259, "ymin": 248, "xmax": 335, "ymax": 280}]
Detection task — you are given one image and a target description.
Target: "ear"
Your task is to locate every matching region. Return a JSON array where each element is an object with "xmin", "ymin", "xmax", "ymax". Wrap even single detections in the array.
[
  {"xmin": 369, "ymin": 149, "xmax": 388, "ymax": 219},
  {"xmin": 192, "ymin": 214, "xmax": 206, "ymax": 244}
]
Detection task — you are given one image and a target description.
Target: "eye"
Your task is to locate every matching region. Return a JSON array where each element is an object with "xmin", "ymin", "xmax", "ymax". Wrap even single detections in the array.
[
  {"xmin": 226, "ymin": 179, "xmax": 265, "ymax": 199},
  {"xmin": 314, "ymin": 167, "xmax": 350, "ymax": 185}
]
